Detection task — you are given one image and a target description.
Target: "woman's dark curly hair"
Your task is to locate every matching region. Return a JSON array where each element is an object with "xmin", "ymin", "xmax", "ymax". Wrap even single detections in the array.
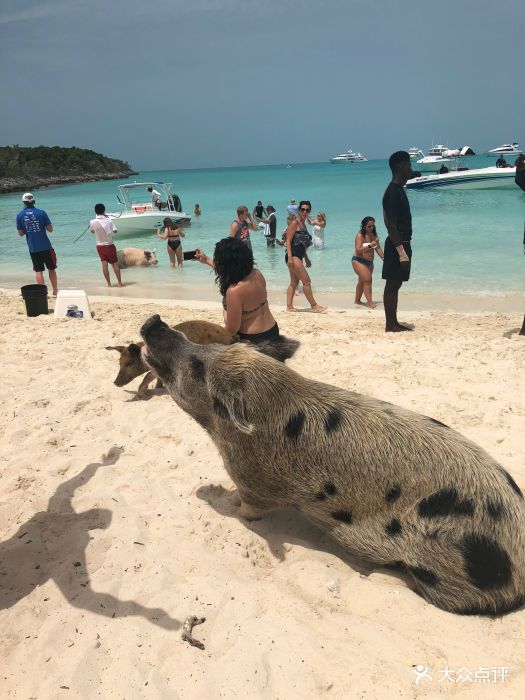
[
  {"xmin": 360, "ymin": 216, "xmax": 377, "ymax": 237},
  {"xmin": 213, "ymin": 237, "xmax": 254, "ymax": 297}
]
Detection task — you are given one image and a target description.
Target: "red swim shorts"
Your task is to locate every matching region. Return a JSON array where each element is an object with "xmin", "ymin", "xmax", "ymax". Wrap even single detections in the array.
[{"xmin": 97, "ymin": 244, "xmax": 118, "ymax": 264}]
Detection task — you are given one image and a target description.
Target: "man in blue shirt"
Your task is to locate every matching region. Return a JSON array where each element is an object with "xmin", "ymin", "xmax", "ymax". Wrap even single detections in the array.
[{"xmin": 16, "ymin": 193, "xmax": 58, "ymax": 296}]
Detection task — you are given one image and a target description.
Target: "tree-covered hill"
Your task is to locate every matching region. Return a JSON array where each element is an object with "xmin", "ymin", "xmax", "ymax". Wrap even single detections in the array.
[{"xmin": 0, "ymin": 145, "xmax": 137, "ymax": 193}]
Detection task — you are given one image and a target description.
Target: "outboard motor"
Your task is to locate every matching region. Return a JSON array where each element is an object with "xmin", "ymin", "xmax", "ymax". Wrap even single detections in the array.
[{"xmin": 168, "ymin": 194, "xmax": 182, "ymax": 212}]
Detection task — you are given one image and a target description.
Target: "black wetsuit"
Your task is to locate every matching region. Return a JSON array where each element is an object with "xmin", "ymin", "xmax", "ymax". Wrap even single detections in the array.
[
  {"xmin": 382, "ymin": 182, "xmax": 413, "ymax": 282},
  {"xmin": 255, "ymin": 204, "xmax": 265, "ymax": 218}
]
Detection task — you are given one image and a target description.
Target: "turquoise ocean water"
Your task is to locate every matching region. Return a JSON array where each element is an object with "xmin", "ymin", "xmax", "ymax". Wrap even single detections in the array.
[{"xmin": 1, "ymin": 158, "xmax": 523, "ymax": 304}]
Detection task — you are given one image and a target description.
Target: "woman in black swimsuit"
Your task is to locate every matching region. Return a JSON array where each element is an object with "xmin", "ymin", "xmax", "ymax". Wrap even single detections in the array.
[
  {"xmin": 285, "ymin": 200, "xmax": 327, "ymax": 312},
  {"xmin": 156, "ymin": 217, "xmax": 185, "ymax": 269},
  {"xmin": 195, "ymin": 237, "xmax": 279, "ymax": 341},
  {"xmin": 352, "ymin": 216, "xmax": 384, "ymax": 308}
]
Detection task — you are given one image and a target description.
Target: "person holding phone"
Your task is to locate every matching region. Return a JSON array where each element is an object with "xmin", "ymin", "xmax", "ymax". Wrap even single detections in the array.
[
  {"xmin": 156, "ymin": 217, "xmax": 185, "ymax": 269},
  {"xmin": 351, "ymin": 216, "xmax": 384, "ymax": 308},
  {"xmin": 194, "ymin": 237, "xmax": 279, "ymax": 341},
  {"xmin": 284, "ymin": 200, "xmax": 327, "ymax": 313}
]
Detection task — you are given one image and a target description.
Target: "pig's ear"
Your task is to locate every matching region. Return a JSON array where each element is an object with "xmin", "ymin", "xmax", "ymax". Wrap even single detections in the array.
[
  {"xmin": 210, "ymin": 376, "xmax": 254, "ymax": 434},
  {"xmin": 106, "ymin": 345, "xmax": 125, "ymax": 353},
  {"xmin": 128, "ymin": 343, "xmax": 142, "ymax": 356}
]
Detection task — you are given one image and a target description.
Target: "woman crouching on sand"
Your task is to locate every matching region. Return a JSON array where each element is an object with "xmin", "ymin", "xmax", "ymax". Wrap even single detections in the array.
[
  {"xmin": 156, "ymin": 217, "xmax": 185, "ymax": 269},
  {"xmin": 285, "ymin": 200, "xmax": 327, "ymax": 313},
  {"xmin": 195, "ymin": 237, "xmax": 280, "ymax": 342},
  {"xmin": 352, "ymin": 216, "xmax": 384, "ymax": 308}
]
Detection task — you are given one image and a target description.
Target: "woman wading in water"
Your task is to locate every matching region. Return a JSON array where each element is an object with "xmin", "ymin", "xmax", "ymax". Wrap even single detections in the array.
[
  {"xmin": 285, "ymin": 200, "xmax": 327, "ymax": 313},
  {"xmin": 352, "ymin": 216, "xmax": 384, "ymax": 308},
  {"xmin": 156, "ymin": 217, "xmax": 185, "ymax": 268}
]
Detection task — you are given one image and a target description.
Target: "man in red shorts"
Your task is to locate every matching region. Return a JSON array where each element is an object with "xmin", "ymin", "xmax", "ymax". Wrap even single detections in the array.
[{"xmin": 90, "ymin": 203, "xmax": 124, "ymax": 287}]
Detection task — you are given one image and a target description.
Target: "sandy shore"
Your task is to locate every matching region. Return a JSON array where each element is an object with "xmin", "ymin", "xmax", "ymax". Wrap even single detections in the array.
[{"xmin": 1, "ymin": 290, "xmax": 524, "ymax": 698}]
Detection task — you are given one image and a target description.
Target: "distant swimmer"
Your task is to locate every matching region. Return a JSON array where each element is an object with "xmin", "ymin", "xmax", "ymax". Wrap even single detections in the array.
[
  {"xmin": 16, "ymin": 193, "xmax": 59, "ymax": 296},
  {"xmin": 252, "ymin": 200, "xmax": 267, "ymax": 220},
  {"xmin": 287, "ymin": 199, "xmax": 299, "ymax": 216},
  {"xmin": 194, "ymin": 203, "xmax": 202, "ymax": 216}
]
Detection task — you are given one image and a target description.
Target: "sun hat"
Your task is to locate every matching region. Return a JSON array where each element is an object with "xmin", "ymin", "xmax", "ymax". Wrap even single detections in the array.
[{"xmin": 22, "ymin": 193, "xmax": 35, "ymax": 202}]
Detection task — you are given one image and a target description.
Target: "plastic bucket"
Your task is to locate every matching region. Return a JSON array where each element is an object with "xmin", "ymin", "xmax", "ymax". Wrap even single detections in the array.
[{"xmin": 21, "ymin": 284, "xmax": 49, "ymax": 317}]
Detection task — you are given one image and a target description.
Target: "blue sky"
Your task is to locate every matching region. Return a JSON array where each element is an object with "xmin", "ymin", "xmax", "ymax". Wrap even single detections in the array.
[{"xmin": 1, "ymin": 0, "xmax": 524, "ymax": 170}]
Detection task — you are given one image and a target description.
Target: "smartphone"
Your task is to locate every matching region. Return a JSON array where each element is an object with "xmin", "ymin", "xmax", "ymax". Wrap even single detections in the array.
[{"xmin": 183, "ymin": 250, "xmax": 197, "ymax": 261}]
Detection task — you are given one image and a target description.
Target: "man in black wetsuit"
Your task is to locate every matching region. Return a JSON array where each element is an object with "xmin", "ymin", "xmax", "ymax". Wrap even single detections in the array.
[{"xmin": 382, "ymin": 151, "xmax": 419, "ymax": 332}]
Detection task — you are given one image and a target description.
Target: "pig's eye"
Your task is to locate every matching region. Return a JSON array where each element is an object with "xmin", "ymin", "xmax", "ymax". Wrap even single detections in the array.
[{"xmin": 126, "ymin": 360, "xmax": 134, "ymax": 367}]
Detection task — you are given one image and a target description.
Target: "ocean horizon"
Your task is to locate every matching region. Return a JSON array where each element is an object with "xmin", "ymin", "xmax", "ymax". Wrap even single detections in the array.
[{"xmin": 1, "ymin": 157, "xmax": 524, "ymax": 309}]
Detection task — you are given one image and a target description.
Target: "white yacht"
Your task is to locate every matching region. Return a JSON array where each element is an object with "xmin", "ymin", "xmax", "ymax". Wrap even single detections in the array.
[
  {"xmin": 408, "ymin": 147, "xmax": 424, "ymax": 159},
  {"xmin": 415, "ymin": 145, "xmax": 474, "ymax": 173},
  {"xmin": 488, "ymin": 143, "xmax": 522, "ymax": 157},
  {"xmin": 406, "ymin": 166, "xmax": 516, "ymax": 191},
  {"xmin": 108, "ymin": 182, "xmax": 191, "ymax": 236},
  {"xmin": 330, "ymin": 149, "xmax": 368, "ymax": 163}
]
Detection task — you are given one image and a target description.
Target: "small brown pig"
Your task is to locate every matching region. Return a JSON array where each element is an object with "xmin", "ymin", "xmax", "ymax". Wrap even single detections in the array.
[{"xmin": 107, "ymin": 320, "xmax": 237, "ymax": 398}]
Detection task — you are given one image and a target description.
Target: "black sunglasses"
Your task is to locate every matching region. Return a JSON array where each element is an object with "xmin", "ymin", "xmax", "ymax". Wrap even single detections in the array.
[{"xmin": 299, "ymin": 207, "xmax": 311, "ymax": 212}]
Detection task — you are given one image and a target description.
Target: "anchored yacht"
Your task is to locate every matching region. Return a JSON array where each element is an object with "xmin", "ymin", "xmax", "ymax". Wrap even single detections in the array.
[
  {"xmin": 408, "ymin": 147, "xmax": 424, "ymax": 159},
  {"xmin": 330, "ymin": 149, "xmax": 368, "ymax": 163},
  {"xmin": 488, "ymin": 143, "xmax": 522, "ymax": 157}
]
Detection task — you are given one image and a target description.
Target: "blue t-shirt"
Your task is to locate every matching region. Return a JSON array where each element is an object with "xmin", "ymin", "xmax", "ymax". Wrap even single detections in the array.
[{"xmin": 16, "ymin": 207, "xmax": 52, "ymax": 253}]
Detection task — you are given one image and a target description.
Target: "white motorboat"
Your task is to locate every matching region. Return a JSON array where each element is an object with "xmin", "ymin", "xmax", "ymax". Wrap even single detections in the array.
[
  {"xmin": 415, "ymin": 145, "xmax": 475, "ymax": 173},
  {"xmin": 415, "ymin": 155, "xmax": 459, "ymax": 172},
  {"xmin": 408, "ymin": 147, "xmax": 424, "ymax": 159},
  {"xmin": 488, "ymin": 142, "xmax": 522, "ymax": 157},
  {"xmin": 406, "ymin": 166, "xmax": 516, "ymax": 190},
  {"xmin": 330, "ymin": 149, "xmax": 368, "ymax": 163},
  {"xmin": 108, "ymin": 182, "xmax": 191, "ymax": 236}
]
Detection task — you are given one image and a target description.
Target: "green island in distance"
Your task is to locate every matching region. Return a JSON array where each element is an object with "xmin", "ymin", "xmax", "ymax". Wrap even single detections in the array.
[{"xmin": 0, "ymin": 145, "xmax": 137, "ymax": 194}]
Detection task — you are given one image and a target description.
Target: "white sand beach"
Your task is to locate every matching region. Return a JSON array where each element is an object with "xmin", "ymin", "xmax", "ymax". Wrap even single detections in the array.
[{"xmin": 1, "ymin": 289, "xmax": 524, "ymax": 699}]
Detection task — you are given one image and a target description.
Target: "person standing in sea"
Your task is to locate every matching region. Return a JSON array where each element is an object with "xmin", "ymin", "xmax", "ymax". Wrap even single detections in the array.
[
  {"xmin": 229, "ymin": 205, "xmax": 257, "ymax": 252},
  {"xmin": 90, "ymin": 203, "xmax": 124, "ymax": 287},
  {"xmin": 16, "ymin": 192, "xmax": 58, "ymax": 296},
  {"xmin": 382, "ymin": 151, "xmax": 418, "ymax": 332},
  {"xmin": 258, "ymin": 205, "xmax": 277, "ymax": 247}
]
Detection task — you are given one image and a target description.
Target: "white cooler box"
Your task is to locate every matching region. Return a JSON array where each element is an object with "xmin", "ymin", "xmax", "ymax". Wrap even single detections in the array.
[{"xmin": 54, "ymin": 289, "xmax": 93, "ymax": 319}]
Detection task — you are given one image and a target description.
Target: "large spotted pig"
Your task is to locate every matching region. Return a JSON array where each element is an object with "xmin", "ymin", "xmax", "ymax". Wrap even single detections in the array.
[{"xmin": 141, "ymin": 314, "xmax": 525, "ymax": 616}]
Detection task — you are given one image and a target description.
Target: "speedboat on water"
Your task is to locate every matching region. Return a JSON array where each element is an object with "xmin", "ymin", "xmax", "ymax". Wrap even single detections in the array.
[
  {"xmin": 406, "ymin": 166, "xmax": 516, "ymax": 190},
  {"xmin": 108, "ymin": 182, "xmax": 191, "ymax": 236},
  {"xmin": 408, "ymin": 147, "xmax": 424, "ymax": 159},
  {"xmin": 416, "ymin": 145, "xmax": 475, "ymax": 173},
  {"xmin": 330, "ymin": 149, "xmax": 368, "ymax": 163},
  {"xmin": 487, "ymin": 142, "xmax": 522, "ymax": 157}
]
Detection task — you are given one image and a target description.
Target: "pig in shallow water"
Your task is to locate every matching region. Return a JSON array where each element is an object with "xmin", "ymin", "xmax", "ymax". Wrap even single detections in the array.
[
  {"xmin": 117, "ymin": 248, "xmax": 158, "ymax": 268},
  {"xmin": 141, "ymin": 314, "xmax": 525, "ymax": 616}
]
